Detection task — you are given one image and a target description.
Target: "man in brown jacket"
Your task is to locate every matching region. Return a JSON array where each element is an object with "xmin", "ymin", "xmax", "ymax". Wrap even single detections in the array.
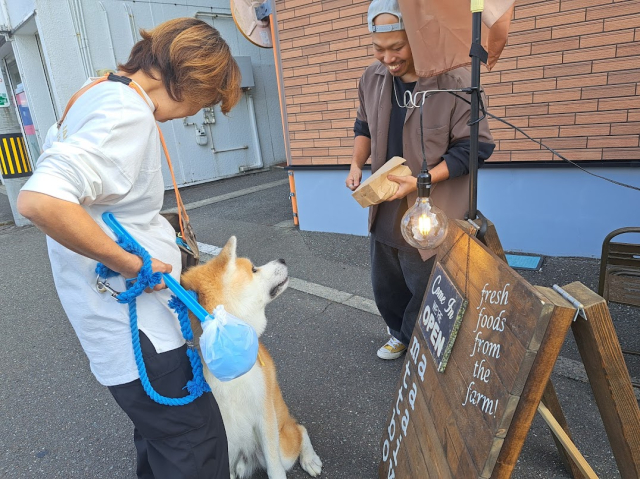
[{"xmin": 346, "ymin": 0, "xmax": 494, "ymax": 360}]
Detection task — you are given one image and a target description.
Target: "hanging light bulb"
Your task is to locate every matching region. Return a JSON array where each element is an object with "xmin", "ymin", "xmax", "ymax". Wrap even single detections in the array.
[
  {"xmin": 400, "ymin": 166, "xmax": 448, "ymax": 250},
  {"xmin": 400, "ymin": 102, "xmax": 449, "ymax": 250}
]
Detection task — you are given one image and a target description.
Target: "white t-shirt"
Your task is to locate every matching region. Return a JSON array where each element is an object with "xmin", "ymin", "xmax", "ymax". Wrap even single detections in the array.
[{"xmin": 22, "ymin": 79, "xmax": 184, "ymax": 386}]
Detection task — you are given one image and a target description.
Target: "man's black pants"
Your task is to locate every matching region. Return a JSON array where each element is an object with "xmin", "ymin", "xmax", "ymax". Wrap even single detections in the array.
[
  {"xmin": 109, "ymin": 332, "xmax": 230, "ymax": 479},
  {"xmin": 371, "ymin": 238, "xmax": 436, "ymax": 346}
]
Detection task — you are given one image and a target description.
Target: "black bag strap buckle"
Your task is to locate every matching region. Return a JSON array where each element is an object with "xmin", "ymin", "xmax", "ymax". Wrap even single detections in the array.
[{"xmin": 107, "ymin": 73, "xmax": 132, "ymax": 85}]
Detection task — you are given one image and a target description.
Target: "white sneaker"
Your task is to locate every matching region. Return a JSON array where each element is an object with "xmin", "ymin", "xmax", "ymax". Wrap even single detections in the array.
[{"xmin": 377, "ymin": 336, "xmax": 407, "ymax": 360}]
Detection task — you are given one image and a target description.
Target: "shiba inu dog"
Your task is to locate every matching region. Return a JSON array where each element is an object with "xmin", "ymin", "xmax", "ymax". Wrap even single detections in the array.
[{"xmin": 181, "ymin": 237, "xmax": 323, "ymax": 479}]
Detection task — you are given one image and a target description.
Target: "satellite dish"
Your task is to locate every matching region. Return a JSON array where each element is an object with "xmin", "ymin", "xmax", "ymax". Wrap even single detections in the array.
[{"xmin": 230, "ymin": 0, "xmax": 273, "ymax": 49}]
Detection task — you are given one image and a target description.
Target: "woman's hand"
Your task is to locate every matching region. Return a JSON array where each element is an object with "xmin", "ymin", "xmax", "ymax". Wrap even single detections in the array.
[
  {"xmin": 147, "ymin": 258, "xmax": 172, "ymax": 292},
  {"xmin": 387, "ymin": 175, "xmax": 417, "ymax": 201},
  {"xmin": 118, "ymin": 255, "xmax": 173, "ymax": 292},
  {"xmin": 346, "ymin": 165, "xmax": 363, "ymax": 191}
]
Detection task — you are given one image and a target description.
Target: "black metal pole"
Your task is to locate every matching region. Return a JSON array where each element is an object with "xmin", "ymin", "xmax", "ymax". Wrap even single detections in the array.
[{"xmin": 468, "ymin": 11, "xmax": 482, "ymax": 221}]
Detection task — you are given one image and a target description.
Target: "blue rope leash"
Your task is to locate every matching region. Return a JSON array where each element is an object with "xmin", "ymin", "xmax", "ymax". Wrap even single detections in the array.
[{"xmin": 96, "ymin": 235, "xmax": 210, "ymax": 406}]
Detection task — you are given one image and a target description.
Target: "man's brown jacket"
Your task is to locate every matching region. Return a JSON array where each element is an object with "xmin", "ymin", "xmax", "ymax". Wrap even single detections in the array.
[{"xmin": 356, "ymin": 62, "xmax": 494, "ymax": 260}]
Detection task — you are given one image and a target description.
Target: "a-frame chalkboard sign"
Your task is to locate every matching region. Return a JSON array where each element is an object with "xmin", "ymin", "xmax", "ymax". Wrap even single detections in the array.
[{"xmin": 379, "ymin": 219, "xmax": 640, "ymax": 479}]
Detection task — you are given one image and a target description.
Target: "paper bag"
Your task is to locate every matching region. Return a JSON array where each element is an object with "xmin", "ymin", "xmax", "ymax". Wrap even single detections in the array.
[{"xmin": 351, "ymin": 156, "xmax": 413, "ymax": 208}]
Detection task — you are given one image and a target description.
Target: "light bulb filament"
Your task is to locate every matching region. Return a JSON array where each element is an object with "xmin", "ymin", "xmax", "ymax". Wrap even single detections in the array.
[
  {"xmin": 418, "ymin": 214, "xmax": 431, "ymax": 235},
  {"xmin": 401, "ymin": 196, "xmax": 448, "ymax": 250}
]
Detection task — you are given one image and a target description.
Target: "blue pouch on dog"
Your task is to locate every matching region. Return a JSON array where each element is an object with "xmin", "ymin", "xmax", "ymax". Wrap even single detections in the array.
[{"xmin": 200, "ymin": 305, "xmax": 259, "ymax": 382}]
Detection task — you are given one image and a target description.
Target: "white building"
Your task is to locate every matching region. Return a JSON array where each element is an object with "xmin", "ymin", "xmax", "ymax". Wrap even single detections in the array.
[{"xmin": 0, "ymin": 0, "xmax": 285, "ymax": 192}]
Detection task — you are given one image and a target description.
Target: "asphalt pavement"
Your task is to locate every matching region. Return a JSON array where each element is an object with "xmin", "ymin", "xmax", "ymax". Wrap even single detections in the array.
[{"xmin": 1, "ymin": 168, "xmax": 638, "ymax": 479}]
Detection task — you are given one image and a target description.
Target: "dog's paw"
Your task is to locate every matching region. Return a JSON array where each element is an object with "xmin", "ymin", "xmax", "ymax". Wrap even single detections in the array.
[{"xmin": 300, "ymin": 452, "xmax": 322, "ymax": 477}]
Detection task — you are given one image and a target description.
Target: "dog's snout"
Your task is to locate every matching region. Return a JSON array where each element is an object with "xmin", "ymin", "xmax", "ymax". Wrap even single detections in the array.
[{"xmin": 278, "ymin": 258, "xmax": 286, "ymax": 265}]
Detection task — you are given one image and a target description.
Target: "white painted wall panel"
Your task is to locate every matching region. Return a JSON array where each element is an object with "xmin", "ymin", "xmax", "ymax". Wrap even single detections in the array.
[
  {"xmin": 33, "ymin": 0, "xmax": 85, "ymax": 114},
  {"xmin": 4, "ymin": 0, "xmax": 35, "ymax": 28}
]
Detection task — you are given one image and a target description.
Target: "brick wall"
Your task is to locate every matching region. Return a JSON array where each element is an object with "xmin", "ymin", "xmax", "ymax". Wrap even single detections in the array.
[
  {"xmin": 276, "ymin": 0, "xmax": 640, "ymax": 166},
  {"xmin": 487, "ymin": 0, "xmax": 640, "ymax": 162},
  {"xmin": 276, "ymin": 0, "xmax": 370, "ymax": 165}
]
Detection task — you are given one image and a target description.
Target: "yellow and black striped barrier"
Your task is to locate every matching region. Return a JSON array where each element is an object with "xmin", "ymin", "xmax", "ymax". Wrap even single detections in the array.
[{"xmin": 0, "ymin": 133, "xmax": 32, "ymax": 179}]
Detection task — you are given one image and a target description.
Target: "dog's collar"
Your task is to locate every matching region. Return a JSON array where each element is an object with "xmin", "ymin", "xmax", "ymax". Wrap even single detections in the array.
[{"xmin": 258, "ymin": 352, "xmax": 265, "ymax": 367}]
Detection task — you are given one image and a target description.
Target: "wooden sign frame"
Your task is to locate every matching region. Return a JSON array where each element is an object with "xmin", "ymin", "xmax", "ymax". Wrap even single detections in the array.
[{"xmin": 379, "ymin": 219, "xmax": 640, "ymax": 479}]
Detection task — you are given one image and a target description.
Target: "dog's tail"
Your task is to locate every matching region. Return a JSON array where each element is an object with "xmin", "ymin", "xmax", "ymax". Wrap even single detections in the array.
[
  {"xmin": 279, "ymin": 417, "xmax": 303, "ymax": 470},
  {"xmin": 262, "ymin": 344, "xmax": 322, "ymax": 476}
]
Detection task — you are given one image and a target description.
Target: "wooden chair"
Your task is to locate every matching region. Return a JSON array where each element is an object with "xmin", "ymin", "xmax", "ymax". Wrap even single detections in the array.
[{"xmin": 598, "ymin": 227, "xmax": 640, "ymax": 373}]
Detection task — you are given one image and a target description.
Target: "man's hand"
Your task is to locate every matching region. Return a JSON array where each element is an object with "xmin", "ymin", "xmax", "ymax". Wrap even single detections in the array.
[
  {"xmin": 387, "ymin": 175, "xmax": 417, "ymax": 201},
  {"xmin": 346, "ymin": 165, "xmax": 363, "ymax": 191}
]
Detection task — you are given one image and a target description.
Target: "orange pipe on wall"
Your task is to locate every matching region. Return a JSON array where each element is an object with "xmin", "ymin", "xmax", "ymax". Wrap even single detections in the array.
[
  {"xmin": 288, "ymin": 170, "xmax": 299, "ymax": 225},
  {"xmin": 269, "ymin": 12, "xmax": 299, "ymax": 225}
]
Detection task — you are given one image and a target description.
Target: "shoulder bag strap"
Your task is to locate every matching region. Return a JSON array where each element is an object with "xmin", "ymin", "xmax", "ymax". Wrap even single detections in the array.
[{"xmin": 57, "ymin": 74, "xmax": 110, "ymax": 128}]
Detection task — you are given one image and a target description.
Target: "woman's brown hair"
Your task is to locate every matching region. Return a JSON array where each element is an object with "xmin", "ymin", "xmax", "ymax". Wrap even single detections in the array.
[{"xmin": 119, "ymin": 18, "xmax": 241, "ymax": 114}]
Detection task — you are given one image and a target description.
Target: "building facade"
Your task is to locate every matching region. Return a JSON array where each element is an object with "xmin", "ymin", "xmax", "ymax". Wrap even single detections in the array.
[
  {"xmin": 0, "ymin": 0, "xmax": 286, "ymax": 193},
  {"xmin": 276, "ymin": 0, "xmax": 640, "ymax": 257}
]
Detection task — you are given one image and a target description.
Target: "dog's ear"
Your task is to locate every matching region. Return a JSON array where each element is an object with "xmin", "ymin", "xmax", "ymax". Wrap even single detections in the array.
[{"xmin": 217, "ymin": 236, "xmax": 237, "ymax": 264}]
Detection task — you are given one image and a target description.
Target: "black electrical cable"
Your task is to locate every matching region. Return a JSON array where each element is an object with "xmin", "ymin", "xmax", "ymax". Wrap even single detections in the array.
[
  {"xmin": 417, "ymin": 89, "xmax": 640, "ymax": 193},
  {"xmin": 485, "ymin": 110, "xmax": 640, "ymax": 193},
  {"xmin": 449, "ymin": 90, "xmax": 640, "ymax": 193}
]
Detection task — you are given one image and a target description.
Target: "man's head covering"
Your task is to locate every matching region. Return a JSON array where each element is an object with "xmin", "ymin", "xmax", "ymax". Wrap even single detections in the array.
[{"xmin": 368, "ymin": 0, "xmax": 404, "ymax": 33}]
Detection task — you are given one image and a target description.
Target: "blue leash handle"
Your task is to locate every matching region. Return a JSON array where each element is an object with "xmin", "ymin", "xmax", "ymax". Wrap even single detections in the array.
[{"xmin": 102, "ymin": 212, "xmax": 212, "ymax": 323}]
